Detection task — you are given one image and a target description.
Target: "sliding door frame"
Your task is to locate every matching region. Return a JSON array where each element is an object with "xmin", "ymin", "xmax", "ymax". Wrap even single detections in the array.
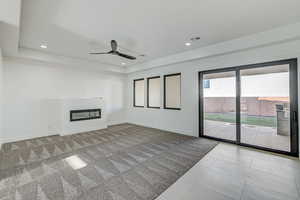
[{"xmin": 199, "ymin": 58, "xmax": 298, "ymax": 157}]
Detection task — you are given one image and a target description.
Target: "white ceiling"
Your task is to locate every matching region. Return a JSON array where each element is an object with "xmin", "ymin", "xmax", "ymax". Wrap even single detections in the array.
[{"xmin": 19, "ymin": 0, "xmax": 300, "ymax": 67}]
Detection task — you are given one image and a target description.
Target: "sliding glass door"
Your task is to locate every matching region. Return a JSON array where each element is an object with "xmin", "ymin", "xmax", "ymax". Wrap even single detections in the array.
[
  {"xmin": 202, "ymin": 71, "xmax": 237, "ymax": 141},
  {"xmin": 199, "ymin": 59, "xmax": 298, "ymax": 156},
  {"xmin": 240, "ymin": 65, "xmax": 291, "ymax": 152}
]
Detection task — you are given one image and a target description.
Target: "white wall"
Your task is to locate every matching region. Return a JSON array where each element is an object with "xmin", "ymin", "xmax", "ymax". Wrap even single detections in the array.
[
  {"xmin": 204, "ymin": 72, "xmax": 289, "ymax": 97},
  {"xmin": 0, "ymin": 49, "xmax": 3, "ymax": 146},
  {"xmin": 126, "ymin": 39, "xmax": 300, "ymax": 139},
  {"xmin": 0, "ymin": 0, "xmax": 21, "ymax": 56},
  {"xmin": 204, "ymin": 77, "xmax": 236, "ymax": 97},
  {"xmin": 2, "ymin": 58, "xmax": 126, "ymax": 143},
  {"xmin": 0, "ymin": 0, "xmax": 21, "ymax": 26}
]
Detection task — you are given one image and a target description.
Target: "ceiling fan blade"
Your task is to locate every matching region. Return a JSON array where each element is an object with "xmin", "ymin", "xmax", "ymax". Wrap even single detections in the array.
[
  {"xmin": 116, "ymin": 52, "xmax": 136, "ymax": 60},
  {"xmin": 89, "ymin": 51, "xmax": 113, "ymax": 55},
  {"xmin": 89, "ymin": 52, "xmax": 108, "ymax": 55},
  {"xmin": 111, "ymin": 40, "xmax": 118, "ymax": 52}
]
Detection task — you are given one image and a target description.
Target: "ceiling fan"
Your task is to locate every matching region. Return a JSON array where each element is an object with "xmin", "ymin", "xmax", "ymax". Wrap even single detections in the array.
[{"xmin": 89, "ymin": 40, "xmax": 136, "ymax": 60}]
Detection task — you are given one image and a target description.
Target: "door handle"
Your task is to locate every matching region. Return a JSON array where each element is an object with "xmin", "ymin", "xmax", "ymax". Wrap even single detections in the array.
[{"xmin": 293, "ymin": 111, "xmax": 298, "ymax": 122}]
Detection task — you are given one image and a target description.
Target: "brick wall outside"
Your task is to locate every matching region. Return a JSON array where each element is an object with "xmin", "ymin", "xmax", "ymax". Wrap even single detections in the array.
[{"xmin": 204, "ymin": 97, "xmax": 288, "ymax": 117}]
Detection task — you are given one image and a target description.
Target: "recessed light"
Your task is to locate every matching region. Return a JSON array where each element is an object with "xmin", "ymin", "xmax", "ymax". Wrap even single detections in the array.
[
  {"xmin": 185, "ymin": 42, "xmax": 191, "ymax": 46},
  {"xmin": 40, "ymin": 44, "xmax": 47, "ymax": 49},
  {"xmin": 121, "ymin": 62, "xmax": 126, "ymax": 65}
]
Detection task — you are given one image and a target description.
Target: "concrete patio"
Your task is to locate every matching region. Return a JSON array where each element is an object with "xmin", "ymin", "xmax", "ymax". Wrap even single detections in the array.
[{"xmin": 204, "ymin": 120, "xmax": 290, "ymax": 152}]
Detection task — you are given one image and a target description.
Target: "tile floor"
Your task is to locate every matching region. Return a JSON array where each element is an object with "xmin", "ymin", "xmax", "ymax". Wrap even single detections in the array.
[
  {"xmin": 156, "ymin": 142, "xmax": 300, "ymax": 200},
  {"xmin": 204, "ymin": 120, "xmax": 290, "ymax": 151}
]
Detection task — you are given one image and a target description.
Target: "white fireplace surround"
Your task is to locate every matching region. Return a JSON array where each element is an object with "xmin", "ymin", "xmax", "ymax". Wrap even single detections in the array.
[{"xmin": 46, "ymin": 97, "xmax": 106, "ymax": 136}]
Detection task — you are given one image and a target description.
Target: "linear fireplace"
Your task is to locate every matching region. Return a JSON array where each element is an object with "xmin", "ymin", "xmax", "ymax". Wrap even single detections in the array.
[{"xmin": 70, "ymin": 109, "xmax": 101, "ymax": 122}]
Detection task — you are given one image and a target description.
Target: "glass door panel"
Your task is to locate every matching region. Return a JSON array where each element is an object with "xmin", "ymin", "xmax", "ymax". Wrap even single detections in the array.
[
  {"xmin": 240, "ymin": 65, "xmax": 291, "ymax": 151},
  {"xmin": 200, "ymin": 59, "xmax": 298, "ymax": 156},
  {"xmin": 203, "ymin": 71, "xmax": 236, "ymax": 141}
]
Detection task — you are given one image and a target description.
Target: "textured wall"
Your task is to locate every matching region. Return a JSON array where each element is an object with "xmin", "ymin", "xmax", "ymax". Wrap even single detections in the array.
[{"xmin": 204, "ymin": 97, "xmax": 287, "ymax": 117}]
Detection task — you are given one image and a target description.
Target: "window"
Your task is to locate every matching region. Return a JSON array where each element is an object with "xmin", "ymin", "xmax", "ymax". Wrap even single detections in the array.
[
  {"xmin": 164, "ymin": 73, "xmax": 181, "ymax": 110},
  {"xmin": 133, "ymin": 79, "xmax": 145, "ymax": 107},
  {"xmin": 203, "ymin": 80, "xmax": 210, "ymax": 88},
  {"xmin": 147, "ymin": 76, "xmax": 161, "ymax": 108}
]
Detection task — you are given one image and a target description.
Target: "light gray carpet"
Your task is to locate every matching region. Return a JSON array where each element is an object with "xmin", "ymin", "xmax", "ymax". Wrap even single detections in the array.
[{"xmin": 0, "ymin": 123, "xmax": 218, "ymax": 200}]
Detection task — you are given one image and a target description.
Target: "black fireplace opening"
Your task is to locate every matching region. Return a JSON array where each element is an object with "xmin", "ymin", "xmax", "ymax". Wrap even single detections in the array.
[{"xmin": 70, "ymin": 109, "xmax": 101, "ymax": 122}]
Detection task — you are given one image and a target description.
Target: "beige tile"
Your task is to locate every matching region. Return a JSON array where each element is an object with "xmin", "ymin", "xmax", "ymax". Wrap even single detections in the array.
[
  {"xmin": 156, "ymin": 142, "xmax": 300, "ymax": 200},
  {"xmin": 241, "ymin": 183, "xmax": 299, "ymax": 200}
]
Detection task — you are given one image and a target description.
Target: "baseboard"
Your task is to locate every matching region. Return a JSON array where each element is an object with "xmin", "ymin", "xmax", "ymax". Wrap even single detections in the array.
[
  {"xmin": 1, "ymin": 134, "xmax": 60, "ymax": 145},
  {"xmin": 107, "ymin": 120, "xmax": 128, "ymax": 126},
  {"xmin": 108, "ymin": 122, "xmax": 131, "ymax": 127},
  {"xmin": 124, "ymin": 122, "xmax": 196, "ymax": 137}
]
